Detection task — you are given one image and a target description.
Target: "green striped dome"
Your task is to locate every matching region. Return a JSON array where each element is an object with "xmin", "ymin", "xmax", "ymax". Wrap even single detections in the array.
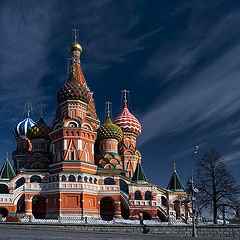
[{"xmin": 97, "ymin": 118, "xmax": 123, "ymax": 142}]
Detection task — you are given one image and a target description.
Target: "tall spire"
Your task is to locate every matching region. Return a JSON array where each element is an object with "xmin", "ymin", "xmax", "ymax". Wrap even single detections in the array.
[{"xmin": 0, "ymin": 153, "xmax": 16, "ymax": 180}]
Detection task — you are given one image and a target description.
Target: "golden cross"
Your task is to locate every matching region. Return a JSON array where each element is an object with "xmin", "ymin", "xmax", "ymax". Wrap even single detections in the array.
[
  {"xmin": 72, "ymin": 29, "xmax": 78, "ymax": 42},
  {"xmin": 105, "ymin": 101, "xmax": 112, "ymax": 118},
  {"xmin": 39, "ymin": 103, "xmax": 46, "ymax": 118},
  {"xmin": 25, "ymin": 102, "xmax": 31, "ymax": 116},
  {"xmin": 121, "ymin": 89, "xmax": 129, "ymax": 105}
]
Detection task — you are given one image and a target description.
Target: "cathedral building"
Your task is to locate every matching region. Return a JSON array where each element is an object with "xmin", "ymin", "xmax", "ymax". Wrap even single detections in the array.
[{"xmin": 0, "ymin": 37, "xmax": 191, "ymax": 222}]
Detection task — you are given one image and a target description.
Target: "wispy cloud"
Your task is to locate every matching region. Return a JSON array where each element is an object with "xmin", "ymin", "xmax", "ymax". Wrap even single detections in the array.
[
  {"xmin": 223, "ymin": 151, "xmax": 240, "ymax": 165},
  {"xmin": 139, "ymin": 40, "xmax": 240, "ymax": 146}
]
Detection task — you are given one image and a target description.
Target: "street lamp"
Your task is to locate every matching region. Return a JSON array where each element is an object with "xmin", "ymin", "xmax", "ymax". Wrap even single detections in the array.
[{"xmin": 191, "ymin": 146, "xmax": 198, "ymax": 238}]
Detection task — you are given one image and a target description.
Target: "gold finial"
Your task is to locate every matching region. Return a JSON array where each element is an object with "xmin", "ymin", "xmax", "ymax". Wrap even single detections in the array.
[
  {"xmin": 69, "ymin": 29, "xmax": 82, "ymax": 53},
  {"xmin": 39, "ymin": 103, "xmax": 45, "ymax": 118},
  {"xmin": 105, "ymin": 101, "xmax": 112, "ymax": 118},
  {"xmin": 174, "ymin": 163, "xmax": 176, "ymax": 172},
  {"xmin": 72, "ymin": 29, "xmax": 78, "ymax": 43},
  {"xmin": 121, "ymin": 89, "xmax": 129, "ymax": 107},
  {"xmin": 25, "ymin": 102, "xmax": 32, "ymax": 117},
  {"xmin": 6, "ymin": 152, "xmax": 8, "ymax": 161}
]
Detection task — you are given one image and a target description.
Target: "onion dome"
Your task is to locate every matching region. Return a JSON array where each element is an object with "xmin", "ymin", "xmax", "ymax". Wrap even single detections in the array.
[
  {"xmin": 57, "ymin": 80, "xmax": 90, "ymax": 104},
  {"xmin": 97, "ymin": 117, "xmax": 123, "ymax": 142},
  {"xmin": 69, "ymin": 42, "xmax": 82, "ymax": 53},
  {"xmin": 27, "ymin": 115, "xmax": 51, "ymax": 140},
  {"xmin": 57, "ymin": 39, "xmax": 90, "ymax": 104},
  {"xmin": 13, "ymin": 112, "xmax": 36, "ymax": 137},
  {"xmin": 113, "ymin": 103, "xmax": 142, "ymax": 137}
]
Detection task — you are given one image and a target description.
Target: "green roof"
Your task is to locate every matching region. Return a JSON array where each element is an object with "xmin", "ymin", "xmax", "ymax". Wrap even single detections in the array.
[
  {"xmin": 167, "ymin": 164, "xmax": 184, "ymax": 191},
  {"xmin": 132, "ymin": 162, "xmax": 148, "ymax": 183},
  {"xmin": 0, "ymin": 153, "xmax": 16, "ymax": 181}
]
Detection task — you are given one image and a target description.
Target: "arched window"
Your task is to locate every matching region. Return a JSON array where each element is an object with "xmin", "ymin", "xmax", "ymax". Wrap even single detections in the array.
[
  {"xmin": 30, "ymin": 175, "xmax": 41, "ymax": 183},
  {"xmin": 61, "ymin": 175, "xmax": 66, "ymax": 182},
  {"xmin": 104, "ymin": 177, "xmax": 115, "ymax": 185},
  {"xmin": 145, "ymin": 191, "xmax": 152, "ymax": 200},
  {"xmin": 78, "ymin": 176, "xmax": 82, "ymax": 182},
  {"xmin": 119, "ymin": 179, "xmax": 129, "ymax": 194},
  {"xmin": 71, "ymin": 110, "xmax": 74, "ymax": 118},
  {"xmin": 89, "ymin": 177, "xmax": 92, "ymax": 183},
  {"xmin": 109, "ymin": 144, "xmax": 111, "ymax": 149},
  {"xmin": 0, "ymin": 184, "xmax": 9, "ymax": 194},
  {"xmin": 70, "ymin": 151, "xmax": 75, "ymax": 160},
  {"xmin": 68, "ymin": 175, "xmax": 76, "ymax": 182},
  {"xmin": 134, "ymin": 191, "xmax": 142, "ymax": 200},
  {"xmin": 94, "ymin": 178, "xmax": 97, "ymax": 184},
  {"xmin": 84, "ymin": 176, "xmax": 88, "ymax": 183},
  {"xmin": 15, "ymin": 177, "xmax": 25, "ymax": 189},
  {"xmin": 161, "ymin": 196, "xmax": 168, "ymax": 207}
]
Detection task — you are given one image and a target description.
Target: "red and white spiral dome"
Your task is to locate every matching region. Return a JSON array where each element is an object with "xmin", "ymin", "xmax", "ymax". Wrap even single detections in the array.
[{"xmin": 113, "ymin": 104, "xmax": 142, "ymax": 137}]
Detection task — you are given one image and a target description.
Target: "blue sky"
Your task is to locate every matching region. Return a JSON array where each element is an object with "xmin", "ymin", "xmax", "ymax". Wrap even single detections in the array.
[{"xmin": 1, "ymin": 0, "xmax": 240, "ymax": 187}]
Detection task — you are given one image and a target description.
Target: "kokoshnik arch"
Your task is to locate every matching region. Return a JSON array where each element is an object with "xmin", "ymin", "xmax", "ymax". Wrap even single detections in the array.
[{"xmin": 0, "ymin": 35, "xmax": 191, "ymax": 222}]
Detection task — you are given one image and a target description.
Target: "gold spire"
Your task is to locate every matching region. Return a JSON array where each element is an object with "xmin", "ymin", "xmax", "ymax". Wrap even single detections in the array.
[
  {"xmin": 6, "ymin": 152, "xmax": 8, "ymax": 161},
  {"xmin": 39, "ymin": 103, "xmax": 45, "ymax": 118},
  {"xmin": 105, "ymin": 101, "xmax": 111, "ymax": 118},
  {"xmin": 73, "ymin": 29, "xmax": 77, "ymax": 43},
  {"xmin": 121, "ymin": 89, "xmax": 129, "ymax": 107},
  {"xmin": 174, "ymin": 162, "xmax": 176, "ymax": 172},
  {"xmin": 69, "ymin": 29, "xmax": 82, "ymax": 53},
  {"xmin": 25, "ymin": 102, "xmax": 31, "ymax": 117}
]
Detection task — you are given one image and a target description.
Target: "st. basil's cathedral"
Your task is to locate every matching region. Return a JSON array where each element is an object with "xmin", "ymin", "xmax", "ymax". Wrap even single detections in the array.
[{"xmin": 0, "ymin": 36, "xmax": 190, "ymax": 222}]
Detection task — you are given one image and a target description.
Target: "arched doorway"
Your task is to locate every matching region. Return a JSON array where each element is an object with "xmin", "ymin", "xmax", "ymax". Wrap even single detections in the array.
[
  {"xmin": 17, "ymin": 194, "xmax": 25, "ymax": 214},
  {"xmin": 100, "ymin": 197, "xmax": 114, "ymax": 221},
  {"xmin": 0, "ymin": 207, "xmax": 8, "ymax": 217},
  {"xmin": 120, "ymin": 197, "xmax": 129, "ymax": 219},
  {"xmin": 32, "ymin": 196, "xmax": 46, "ymax": 219},
  {"xmin": 157, "ymin": 209, "xmax": 167, "ymax": 222}
]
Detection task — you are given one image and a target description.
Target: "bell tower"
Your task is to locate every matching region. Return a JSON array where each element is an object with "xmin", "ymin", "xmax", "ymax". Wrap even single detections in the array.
[{"xmin": 50, "ymin": 31, "xmax": 100, "ymax": 174}]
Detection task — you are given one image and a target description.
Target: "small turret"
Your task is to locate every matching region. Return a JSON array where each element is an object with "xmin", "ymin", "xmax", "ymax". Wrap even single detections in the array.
[
  {"xmin": 0, "ymin": 153, "xmax": 16, "ymax": 181},
  {"xmin": 167, "ymin": 163, "xmax": 185, "ymax": 192}
]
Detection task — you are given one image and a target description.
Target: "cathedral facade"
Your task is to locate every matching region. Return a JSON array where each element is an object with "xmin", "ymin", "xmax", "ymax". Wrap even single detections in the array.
[{"xmin": 0, "ymin": 38, "xmax": 190, "ymax": 222}]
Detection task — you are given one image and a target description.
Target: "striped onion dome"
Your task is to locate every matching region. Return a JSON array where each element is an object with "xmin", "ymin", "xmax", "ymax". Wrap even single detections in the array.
[
  {"xmin": 27, "ymin": 115, "xmax": 51, "ymax": 140},
  {"xmin": 13, "ymin": 114, "xmax": 36, "ymax": 137},
  {"xmin": 97, "ymin": 117, "xmax": 123, "ymax": 142},
  {"xmin": 113, "ymin": 104, "xmax": 142, "ymax": 137},
  {"xmin": 57, "ymin": 41, "xmax": 90, "ymax": 104}
]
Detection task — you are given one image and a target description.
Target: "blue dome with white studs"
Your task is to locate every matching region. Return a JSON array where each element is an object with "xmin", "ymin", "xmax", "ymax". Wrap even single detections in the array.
[{"xmin": 13, "ymin": 114, "xmax": 36, "ymax": 137}]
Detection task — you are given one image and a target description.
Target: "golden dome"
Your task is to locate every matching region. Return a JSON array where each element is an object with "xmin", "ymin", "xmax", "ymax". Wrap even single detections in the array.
[
  {"xmin": 69, "ymin": 42, "xmax": 82, "ymax": 53},
  {"xmin": 97, "ymin": 118, "xmax": 123, "ymax": 142}
]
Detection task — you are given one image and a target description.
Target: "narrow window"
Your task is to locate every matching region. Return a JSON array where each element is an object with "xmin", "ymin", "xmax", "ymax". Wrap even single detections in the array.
[
  {"xmin": 70, "ymin": 151, "xmax": 75, "ymax": 160},
  {"xmin": 71, "ymin": 110, "xmax": 74, "ymax": 118}
]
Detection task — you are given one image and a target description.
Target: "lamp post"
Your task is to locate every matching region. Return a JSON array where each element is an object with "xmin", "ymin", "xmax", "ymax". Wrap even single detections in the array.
[{"xmin": 191, "ymin": 146, "xmax": 198, "ymax": 238}]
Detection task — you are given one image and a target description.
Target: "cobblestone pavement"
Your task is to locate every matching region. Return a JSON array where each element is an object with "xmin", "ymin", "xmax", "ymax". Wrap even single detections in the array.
[{"xmin": 0, "ymin": 227, "xmax": 238, "ymax": 240}]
